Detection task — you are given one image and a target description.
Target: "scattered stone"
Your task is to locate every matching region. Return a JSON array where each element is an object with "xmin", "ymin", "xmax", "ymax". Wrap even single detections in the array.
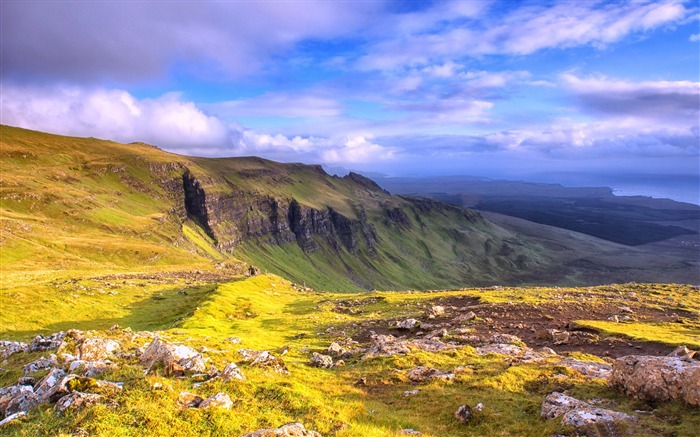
[
  {"xmin": 476, "ymin": 343, "xmax": 524, "ymax": 356},
  {"xmin": 407, "ymin": 367, "xmax": 454, "ymax": 383},
  {"xmin": 0, "ymin": 411, "xmax": 26, "ymax": 427},
  {"xmin": 551, "ymin": 330, "xmax": 570, "ymax": 345},
  {"xmin": 668, "ymin": 345, "xmax": 697, "ymax": 361},
  {"xmin": 362, "ymin": 335, "xmax": 410, "ymax": 360},
  {"xmin": 226, "ymin": 337, "xmax": 242, "ymax": 344},
  {"xmin": 178, "ymin": 391, "xmax": 203, "ymax": 408},
  {"xmin": 54, "ymin": 391, "xmax": 102, "ymax": 413},
  {"xmin": 241, "ymin": 422, "xmax": 322, "ymax": 436},
  {"xmin": 404, "ymin": 389, "xmax": 420, "ymax": 396},
  {"xmin": 398, "ymin": 429, "xmax": 422, "ymax": 435},
  {"xmin": 238, "ymin": 349, "xmax": 289, "ymax": 374},
  {"xmin": 608, "ymin": 315, "xmax": 620, "ymax": 323},
  {"xmin": 610, "ymin": 355, "xmax": 700, "ymax": 406},
  {"xmin": 221, "ymin": 362, "xmax": 246, "ymax": 381},
  {"xmin": 618, "ymin": 306, "xmax": 634, "ymax": 314},
  {"xmin": 310, "ymin": 353, "xmax": 334, "ymax": 369},
  {"xmin": 199, "ymin": 392, "xmax": 232, "ymax": 409},
  {"xmin": 541, "ymin": 392, "xmax": 635, "ymax": 432},
  {"xmin": 151, "ymin": 381, "xmax": 164, "ymax": 391},
  {"xmin": 34, "ymin": 368, "xmax": 68, "ymax": 403},
  {"xmin": 397, "ymin": 319, "xmax": 420, "ymax": 330},
  {"xmin": 22, "ymin": 355, "xmax": 58, "ymax": 374},
  {"xmin": 425, "ymin": 305, "xmax": 445, "ymax": 319},
  {"xmin": 453, "ymin": 404, "xmax": 473, "ymax": 424}
]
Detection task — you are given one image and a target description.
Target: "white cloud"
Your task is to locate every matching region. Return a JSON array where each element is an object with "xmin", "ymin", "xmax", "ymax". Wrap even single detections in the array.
[
  {"xmin": 691, "ymin": 33, "xmax": 700, "ymax": 42},
  {"xmin": 205, "ymin": 93, "xmax": 342, "ymax": 119}
]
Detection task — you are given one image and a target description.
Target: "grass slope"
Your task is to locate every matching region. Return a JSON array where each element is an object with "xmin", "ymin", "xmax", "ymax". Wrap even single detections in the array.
[{"xmin": 0, "ymin": 274, "xmax": 698, "ymax": 436}]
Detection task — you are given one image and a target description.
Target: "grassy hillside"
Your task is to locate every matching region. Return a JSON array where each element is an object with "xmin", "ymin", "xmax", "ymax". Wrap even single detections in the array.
[{"xmin": 0, "ymin": 273, "xmax": 698, "ymax": 436}]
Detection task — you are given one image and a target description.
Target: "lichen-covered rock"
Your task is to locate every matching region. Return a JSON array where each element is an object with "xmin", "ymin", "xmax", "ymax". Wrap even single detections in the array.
[
  {"xmin": 54, "ymin": 391, "xmax": 102, "ymax": 413},
  {"xmin": 68, "ymin": 360, "xmax": 117, "ymax": 377},
  {"xmin": 407, "ymin": 367, "xmax": 454, "ymax": 383},
  {"xmin": 22, "ymin": 355, "xmax": 58, "ymax": 374},
  {"xmin": 238, "ymin": 349, "xmax": 289, "ymax": 374},
  {"xmin": 220, "ymin": 362, "xmax": 245, "ymax": 381},
  {"xmin": 559, "ymin": 358, "xmax": 612, "ymax": 379},
  {"xmin": 199, "ymin": 392, "xmax": 232, "ymax": 409},
  {"xmin": 310, "ymin": 353, "xmax": 333, "ymax": 369},
  {"xmin": 241, "ymin": 422, "xmax": 322, "ymax": 436},
  {"xmin": 34, "ymin": 368, "xmax": 68, "ymax": 403},
  {"xmin": 541, "ymin": 392, "xmax": 636, "ymax": 432},
  {"xmin": 610, "ymin": 355, "xmax": 700, "ymax": 406},
  {"xmin": 79, "ymin": 337, "xmax": 120, "ymax": 361},
  {"xmin": 0, "ymin": 385, "xmax": 37, "ymax": 417},
  {"xmin": 178, "ymin": 391, "xmax": 203, "ymax": 408}
]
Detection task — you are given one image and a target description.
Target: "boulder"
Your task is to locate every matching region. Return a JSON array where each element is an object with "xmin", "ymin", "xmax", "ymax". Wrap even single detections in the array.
[
  {"xmin": 79, "ymin": 337, "xmax": 120, "ymax": 361},
  {"xmin": 68, "ymin": 360, "xmax": 117, "ymax": 377},
  {"xmin": 34, "ymin": 368, "xmax": 68, "ymax": 403},
  {"xmin": 541, "ymin": 392, "xmax": 635, "ymax": 432},
  {"xmin": 327, "ymin": 342, "xmax": 346, "ymax": 357},
  {"xmin": 310, "ymin": 353, "xmax": 333, "ymax": 369},
  {"xmin": 199, "ymin": 392, "xmax": 232, "ymax": 409},
  {"xmin": 559, "ymin": 358, "xmax": 612, "ymax": 379},
  {"xmin": 609, "ymin": 355, "xmax": 700, "ymax": 406},
  {"xmin": 220, "ymin": 362, "xmax": 245, "ymax": 381},
  {"xmin": 668, "ymin": 345, "xmax": 697, "ymax": 361},
  {"xmin": 241, "ymin": 422, "xmax": 322, "ymax": 436},
  {"xmin": 0, "ymin": 411, "xmax": 26, "ymax": 427},
  {"xmin": 178, "ymin": 391, "xmax": 203, "ymax": 408},
  {"xmin": 407, "ymin": 367, "xmax": 454, "ymax": 383},
  {"xmin": 453, "ymin": 311, "xmax": 477, "ymax": 323},
  {"xmin": 454, "ymin": 403, "xmax": 482, "ymax": 424},
  {"xmin": 54, "ymin": 391, "xmax": 102, "ymax": 413},
  {"xmin": 140, "ymin": 337, "xmax": 207, "ymax": 375}
]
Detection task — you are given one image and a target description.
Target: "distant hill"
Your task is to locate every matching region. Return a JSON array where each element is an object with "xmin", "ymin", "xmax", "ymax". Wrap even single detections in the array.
[{"xmin": 2, "ymin": 125, "xmax": 698, "ymax": 289}]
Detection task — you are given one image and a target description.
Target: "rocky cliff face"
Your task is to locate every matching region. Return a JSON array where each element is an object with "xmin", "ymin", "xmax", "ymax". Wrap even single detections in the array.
[{"xmin": 179, "ymin": 170, "xmax": 390, "ymax": 256}]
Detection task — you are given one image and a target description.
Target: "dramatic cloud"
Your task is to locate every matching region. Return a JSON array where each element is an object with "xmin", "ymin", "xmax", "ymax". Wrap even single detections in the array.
[
  {"xmin": 358, "ymin": 0, "xmax": 690, "ymax": 71},
  {"xmin": 0, "ymin": 1, "xmax": 381, "ymax": 82}
]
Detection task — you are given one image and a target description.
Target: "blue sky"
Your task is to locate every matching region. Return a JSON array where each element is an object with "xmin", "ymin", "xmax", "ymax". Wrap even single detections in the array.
[{"xmin": 1, "ymin": 0, "xmax": 699, "ymax": 200}]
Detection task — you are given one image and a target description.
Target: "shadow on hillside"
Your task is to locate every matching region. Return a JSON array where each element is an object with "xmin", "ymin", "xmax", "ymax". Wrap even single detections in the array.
[{"xmin": 0, "ymin": 281, "xmax": 238, "ymax": 341}]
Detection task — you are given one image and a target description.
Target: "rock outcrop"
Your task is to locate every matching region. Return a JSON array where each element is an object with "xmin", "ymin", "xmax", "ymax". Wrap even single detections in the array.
[
  {"xmin": 609, "ymin": 355, "xmax": 700, "ymax": 406},
  {"xmin": 241, "ymin": 422, "xmax": 322, "ymax": 437},
  {"xmin": 541, "ymin": 392, "xmax": 636, "ymax": 433}
]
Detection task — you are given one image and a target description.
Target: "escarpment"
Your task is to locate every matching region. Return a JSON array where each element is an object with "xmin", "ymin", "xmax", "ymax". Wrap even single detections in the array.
[{"xmin": 179, "ymin": 170, "xmax": 386, "ymax": 256}]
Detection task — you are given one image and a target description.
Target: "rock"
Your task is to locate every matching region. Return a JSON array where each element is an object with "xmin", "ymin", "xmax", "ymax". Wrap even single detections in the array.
[
  {"xmin": 0, "ymin": 411, "xmax": 26, "ymax": 427},
  {"xmin": 28, "ymin": 332, "xmax": 66, "ymax": 352},
  {"xmin": 618, "ymin": 306, "xmax": 634, "ymax": 314},
  {"xmin": 221, "ymin": 362, "xmax": 246, "ymax": 381},
  {"xmin": 16, "ymin": 377, "xmax": 35, "ymax": 386},
  {"xmin": 79, "ymin": 337, "xmax": 120, "ymax": 361},
  {"xmin": 476, "ymin": 343, "xmax": 524, "ymax": 356},
  {"xmin": 241, "ymin": 422, "xmax": 322, "ymax": 436},
  {"xmin": 362, "ymin": 335, "xmax": 410, "ymax": 360},
  {"xmin": 178, "ymin": 391, "xmax": 203, "ymax": 408},
  {"xmin": 140, "ymin": 337, "xmax": 207, "ymax": 375},
  {"xmin": 22, "ymin": 355, "xmax": 58, "ymax": 374},
  {"xmin": 407, "ymin": 367, "xmax": 454, "ymax": 383},
  {"xmin": 397, "ymin": 319, "xmax": 420, "ymax": 330},
  {"xmin": 54, "ymin": 392, "xmax": 102, "ymax": 413},
  {"xmin": 327, "ymin": 342, "xmax": 346, "ymax": 357},
  {"xmin": 541, "ymin": 392, "xmax": 635, "ymax": 432},
  {"xmin": 425, "ymin": 305, "xmax": 445, "ymax": 318},
  {"xmin": 0, "ymin": 341, "xmax": 29, "ymax": 360},
  {"xmin": 398, "ymin": 429, "xmax": 422, "ymax": 435},
  {"xmin": 226, "ymin": 337, "xmax": 242, "ymax": 344},
  {"xmin": 551, "ymin": 330, "xmax": 570, "ymax": 345},
  {"xmin": 310, "ymin": 353, "xmax": 333, "ymax": 369},
  {"xmin": 0, "ymin": 385, "xmax": 37, "ymax": 417},
  {"xmin": 608, "ymin": 315, "xmax": 619, "ymax": 323},
  {"xmin": 34, "ymin": 368, "xmax": 68, "ymax": 403},
  {"xmin": 238, "ymin": 349, "xmax": 289, "ymax": 375},
  {"xmin": 404, "ymin": 389, "xmax": 420, "ymax": 396},
  {"xmin": 560, "ymin": 358, "xmax": 612, "ymax": 379},
  {"xmin": 453, "ymin": 311, "xmax": 477, "ymax": 323},
  {"xmin": 199, "ymin": 392, "xmax": 232, "ymax": 409},
  {"xmin": 610, "ymin": 355, "xmax": 700, "ymax": 406},
  {"xmin": 668, "ymin": 345, "xmax": 697, "ymax": 361},
  {"xmin": 453, "ymin": 404, "xmax": 474, "ymax": 424}
]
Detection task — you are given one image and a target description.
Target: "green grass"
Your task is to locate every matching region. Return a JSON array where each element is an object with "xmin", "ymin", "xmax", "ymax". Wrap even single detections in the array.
[{"xmin": 576, "ymin": 320, "xmax": 700, "ymax": 349}]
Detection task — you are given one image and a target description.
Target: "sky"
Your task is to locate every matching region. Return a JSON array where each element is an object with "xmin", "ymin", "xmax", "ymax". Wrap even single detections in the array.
[{"xmin": 1, "ymin": 0, "xmax": 699, "ymax": 202}]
